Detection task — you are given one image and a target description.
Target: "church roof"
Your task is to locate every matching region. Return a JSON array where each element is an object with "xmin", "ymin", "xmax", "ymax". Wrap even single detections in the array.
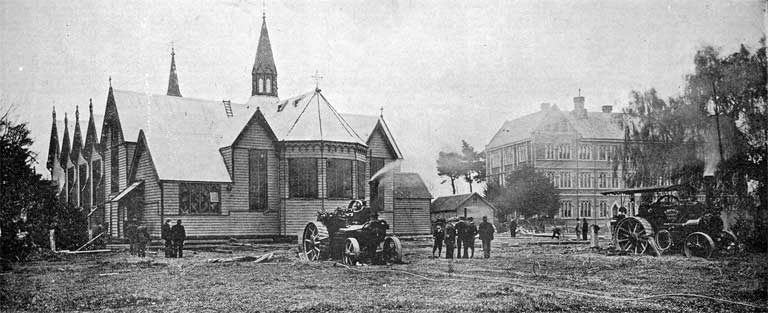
[
  {"xmin": 70, "ymin": 107, "xmax": 84, "ymax": 163},
  {"xmin": 262, "ymin": 90, "xmax": 366, "ymax": 145},
  {"xmin": 342, "ymin": 114, "xmax": 403, "ymax": 159},
  {"xmin": 60, "ymin": 114, "xmax": 70, "ymax": 167},
  {"xmin": 46, "ymin": 107, "xmax": 59, "ymax": 170},
  {"xmin": 112, "ymin": 89, "xmax": 255, "ymax": 182},
  {"xmin": 166, "ymin": 48, "xmax": 182, "ymax": 97}
]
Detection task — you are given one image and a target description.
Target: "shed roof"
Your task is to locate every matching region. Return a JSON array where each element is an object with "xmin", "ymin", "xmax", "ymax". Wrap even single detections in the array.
[
  {"xmin": 394, "ymin": 172, "xmax": 432, "ymax": 199},
  {"xmin": 430, "ymin": 192, "xmax": 497, "ymax": 214}
]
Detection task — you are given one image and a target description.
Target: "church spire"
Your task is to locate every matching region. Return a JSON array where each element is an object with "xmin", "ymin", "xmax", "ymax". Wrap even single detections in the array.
[
  {"xmin": 167, "ymin": 46, "xmax": 182, "ymax": 97},
  {"xmin": 251, "ymin": 12, "xmax": 277, "ymax": 97},
  {"xmin": 70, "ymin": 106, "xmax": 83, "ymax": 163},
  {"xmin": 46, "ymin": 106, "xmax": 60, "ymax": 171},
  {"xmin": 60, "ymin": 112, "xmax": 71, "ymax": 168}
]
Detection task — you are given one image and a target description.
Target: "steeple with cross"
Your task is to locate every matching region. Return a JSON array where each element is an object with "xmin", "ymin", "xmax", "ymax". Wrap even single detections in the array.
[
  {"xmin": 311, "ymin": 70, "xmax": 323, "ymax": 92},
  {"xmin": 251, "ymin": 10, "xmax": 277, "ymax": 97}
]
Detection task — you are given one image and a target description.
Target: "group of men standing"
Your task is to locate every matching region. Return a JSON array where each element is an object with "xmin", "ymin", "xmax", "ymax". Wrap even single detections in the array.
[
  {"xmin": 433, "ymin": 216, "xmax": 495, "ymax": 259},
  {"xmin": 161, "ymin": 220, "xmax": 187, "ymax": 258},
  {"xmin": 125, "ymin": 221, "xmax": 151, "ymax": 257}
]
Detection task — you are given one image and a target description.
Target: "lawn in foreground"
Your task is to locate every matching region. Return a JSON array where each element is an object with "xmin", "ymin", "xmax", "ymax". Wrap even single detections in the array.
[{"xmin": 1, "ymin": 237, "xmax": 766, "ymax": 312}]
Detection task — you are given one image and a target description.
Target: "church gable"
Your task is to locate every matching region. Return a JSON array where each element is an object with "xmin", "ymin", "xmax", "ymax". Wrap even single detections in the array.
[
  {"xmin": 100, "ymin": 87, "xmax": 124, "ymax": 148},
  {"xmin": 368, "ymin": 122, "xmax": 400, "ymax": 159},
  {"xmin": 232, "ymin": 109, "xmax": 277, "ymax": 149}
]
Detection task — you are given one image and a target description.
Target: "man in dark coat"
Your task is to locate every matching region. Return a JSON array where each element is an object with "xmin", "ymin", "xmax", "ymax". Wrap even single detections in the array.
[
  {"xmin": 478, "ymin": 216, "xmax": 495, "ymax": 258},
  {"xmin": 463, "ymin": 217, "xmax": 477, "ymax": 259},
  {"xmin": 135, "ymin": 224, "xmax": 150, "ymax": 257},
  {"xmin": 161, "ymin": 220, "xmax": 172, "ymax": 257},
  {"xmin": 444, "ymin": 222, "xmax": 456, "ymax": 259},
  {"xmin": 509, "ymin": 219, "xmax": 517, "ymax": 238},
  {"xmin": 581, "ymin": 218, "xmax": 588, "ymax": 241},
  {"xmin": 432, "ymin": 223, "xmax": 444, "ymax": 258},
  {"xmin": 171, "ymin": 220, "xmax": 186, "ymax": 258},
  {"xmin": 455, "ymin": 217, "xmax": 466, "ymax": 257},
  {"xmin": 125, "ymin": 221, "xmax": 137, "ymax": 256}
]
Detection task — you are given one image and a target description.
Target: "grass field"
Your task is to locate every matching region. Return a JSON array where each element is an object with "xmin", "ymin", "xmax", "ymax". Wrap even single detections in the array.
[{"xmin": 1, "ymin": 236, "xmax": 767, "ymax": 312}]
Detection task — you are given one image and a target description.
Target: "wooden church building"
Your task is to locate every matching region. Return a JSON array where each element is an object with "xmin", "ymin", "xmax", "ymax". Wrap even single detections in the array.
[{"xmin": 45, "ymin": 14, "xmax": 432, "ymax": 240}]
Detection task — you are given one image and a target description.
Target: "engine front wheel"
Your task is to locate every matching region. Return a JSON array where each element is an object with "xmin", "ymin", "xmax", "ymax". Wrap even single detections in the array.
[
  {"xmin": 684, "ymin": 232, "xmax": 715, "ymax": 259},
  {"xmin": 342, "ymin": 238, "xmax": 361, "ymax": 266},
  {"xmin": 382, "ymin": 236, "xmax": 403, "ymax": 263}
]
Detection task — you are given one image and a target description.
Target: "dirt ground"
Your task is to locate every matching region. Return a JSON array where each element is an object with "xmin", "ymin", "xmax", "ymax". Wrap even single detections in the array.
[{"xmin": 1, "ymin": 236, "xmax": 767, "ymax": 313}]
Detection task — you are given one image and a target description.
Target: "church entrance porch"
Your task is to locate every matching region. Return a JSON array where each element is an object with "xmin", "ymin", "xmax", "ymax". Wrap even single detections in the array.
[{"xmin": 108, "ymin": 181, "xmax": 144, "ymax": 240}]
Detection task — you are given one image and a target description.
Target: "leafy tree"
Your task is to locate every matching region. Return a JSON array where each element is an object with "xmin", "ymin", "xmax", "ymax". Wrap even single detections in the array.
[
  {"xmin": 437, "ymin": 151, "xmax": 463, "ymax": 194},
  {"xmin": 484, "ymin": 166, "xmax": 559, "ymax": 219},
  {"xmin": 0, "ymin": 109, "xmax": 86, "ymax": 262},
  {"xmin": 459, "ymin": 140, "xmax": 486, "ymax": 193}
]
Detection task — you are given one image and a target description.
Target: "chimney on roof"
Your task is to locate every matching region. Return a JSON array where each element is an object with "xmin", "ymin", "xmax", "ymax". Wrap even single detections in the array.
[
  {"xmin": 540, "ymin": 102, "xmax": 551, "ymax": 111},
  {"xmin": 602, "ymin": 105, "xmax": 613, "ymax": 113}
]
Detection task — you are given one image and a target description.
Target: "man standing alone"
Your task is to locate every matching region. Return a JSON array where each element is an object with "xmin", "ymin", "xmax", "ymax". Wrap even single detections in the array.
[
  {"xmin": 581, "ymin": 218, "xmax": 589, "ymax": 241},
  {"xmin": 478, "ymin": 216, "xmax": 495, "ymax": 258},
  {"xmin": 171, "ymin": 220, "xmax": 186, "ymax": 258},
  {"xmin": 161, "ymin": 220, "xmax": 172, "ymax": 258},
  {"xmin": 508, "ymin": 219, "xmax": 517, "ymax": 238}
]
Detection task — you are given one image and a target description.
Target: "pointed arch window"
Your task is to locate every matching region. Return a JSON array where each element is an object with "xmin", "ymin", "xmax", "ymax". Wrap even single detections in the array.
[
  {"xmin": 258, "ymin": 78, "xmax": 264, "ymax": 93},
  {"xmin": 266, "ymin": 78, "xmax": 272, "ymax": 94}
]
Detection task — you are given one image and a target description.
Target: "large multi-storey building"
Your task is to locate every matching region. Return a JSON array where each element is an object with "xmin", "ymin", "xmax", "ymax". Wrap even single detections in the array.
[{"xmin": 485, "ymin": 95, "xmax": 632, "ymax": 226}]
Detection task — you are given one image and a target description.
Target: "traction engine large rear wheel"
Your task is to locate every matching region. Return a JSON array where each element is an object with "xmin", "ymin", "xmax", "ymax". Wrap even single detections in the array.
[
  {"xmin": 684, "ymin": 232, "xmax": 714, "ymax": 259},
  {"xmin": 615, "ymin": 217, "xmax": 654, "ymax": 255},
  {"xmin": 298, "ymin": 222, "xmax": 328, "ymax": 261}
]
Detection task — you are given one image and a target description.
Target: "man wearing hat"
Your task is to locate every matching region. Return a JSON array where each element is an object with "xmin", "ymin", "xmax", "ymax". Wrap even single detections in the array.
[
  {"xmin": 478, "ymin": 216, "xmax": 495, "ymax": 258},
  {"xmin": 161, "ymin": 220, "xmax": 172, "ymax": 257},
  {"xmin": 463, "ymin": 217, "xmax": 478, "ymax": 258},
  {"xmin": 171, "ymin": 220, "xmax": 186, "ymax": 258}
]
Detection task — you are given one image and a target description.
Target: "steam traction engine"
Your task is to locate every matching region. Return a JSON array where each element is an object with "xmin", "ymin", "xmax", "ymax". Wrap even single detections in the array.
[
  {"xmin": 297, "ymin": 200, "xmax": 403, "ymax": 265},
  {"xmin": 603, "ymin": 185, "xmax": 739, "ymax": 258}
]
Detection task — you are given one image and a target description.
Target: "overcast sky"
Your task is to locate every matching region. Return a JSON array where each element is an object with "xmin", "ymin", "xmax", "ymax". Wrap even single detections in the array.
[{"xmin": 0, "ymin": 0, "xmax": 764, "ymax": 197}]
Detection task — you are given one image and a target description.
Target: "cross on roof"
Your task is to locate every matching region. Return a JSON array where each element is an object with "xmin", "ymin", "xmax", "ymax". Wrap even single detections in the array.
[{"xmin": 311, "ymin": 70, "xmax": 323, "ymax": 91}]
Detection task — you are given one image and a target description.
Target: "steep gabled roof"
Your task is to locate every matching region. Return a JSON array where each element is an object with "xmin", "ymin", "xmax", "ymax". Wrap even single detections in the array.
[
  {"xmin": 166, "ymin": 48, "xmax": 182, "ymax": 97},
  {"xmin": 83, "ymin": 100, "xmax": 101, "ymax": 159},
  {"xmin": 394, "ymin": 172, "xmax": 432, "ymax": 199},
  {"xmin": 343, "ymin": 114, "xmax": 403, "ymax": 159},
  {"xmin": 69, "ymin": 107, "xmax": 83, "ymax": 163},
  {"xmin": 486, "ymin": 110, "xmax": 550, "ymax": 149},
  {"xmin": 568, "ymin": 112, "xmax": 625, "ymax": 140},
  {"xmin": 430, "ymin": 192, "xmax": 497, "ymax": 214},
  {"xmin": 46, "ymin": 107, "xmax": 59, "ymax": 171},
  {"xmin": 263, "ymin": 90, "xmax": 365, "ymax": 145},
  {"xmin": 60, "ymin": 113, "xmax": 70, "ymax": 167},
  {"xmin": 253, "ymin": 14, "xmax": 276, "ymax": 75}
]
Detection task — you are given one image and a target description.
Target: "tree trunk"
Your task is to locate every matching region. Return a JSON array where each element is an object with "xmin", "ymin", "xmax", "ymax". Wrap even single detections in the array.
[
  {"xmin": 468, "ymin": 181, "xmax": 473, "ymax": 193},
  {"xmin": 450, "ymin": 178, "xmax": 456, "ymax": 194}
]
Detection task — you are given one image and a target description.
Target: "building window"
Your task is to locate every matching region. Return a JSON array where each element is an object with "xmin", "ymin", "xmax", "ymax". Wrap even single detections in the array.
[
  {"xmin": 598, "ymin": 172, "xmax": 608, "ymax": 188},
  {"xmin": 504, "ymin": 147, "xmax": 514, "ymax": 165},
  {"xmin": 579, "ymin": 200, "xmax": 592, "ymax": 217},
  {"xmin": 92, "ymin": 160, "xmax": 103, "ymax": 205},
  {"xmin": 545, "ymin": 144, "xmax": 555, "ymax": 159},
  {"xmin": 179, "ymin": 183, "xmax": 221, "ymax": 214},
  {"xmin": 327, "ymin": 159, "xmax": 353, "ymax": 199},
  {"xmin": 579, "ymin": 144, "xmax": 592, "ymax": 160},
  {"xmin": 598, "ymin": 145, "xmax": 609, "ymax": 161},
  {"xmin": 249, "ymin": 149, "xmax": 268, "ymax": 211},
  {"xmin": 558, "ymin": 144, "xmax": 571, "ymax": 159},
  {"xmin": 560, "ymin": 200, "xmax": 573, "ymax": 218},
  {"xmin": 68, "ymin": 167, "xmax": 76, "ymax": 205},
  {"xmin": 357, "ymin": 160, "xmax": 366, "ymax": 199},
  {"xmin": 79, "ymin": 164, "xmax": 90, "ymax": 208},
  {"xmin": 370, "ymin": 157, "xmax": 386, "ymax": 180},
  {"xmin": 560, "ymin": 171, "xmax": 572, "ymax": 188},
  {"xmin": 611, "ymin": 172, "xmax": 620, "ymax": 188},
  {"xmin": 289, "ymin": 158, "xmax": 318, "ymax": 198},
  {"xmin": 599, "ymin": 201, "xmax": 608, "ymax": 217},
  {"xmin": 579, "ymin": 172, "xmax": 592, "ymax": 188},
  {"xmin": 110, "ymin": 148, "xmax": 119, "ymax": 193},
  {"xmin": 545, "ymin": 171, "xmax": 557, "ymax": 188},
  {"xmin": 258, "ymin": 78, "xmax": 264, "ymax": 93},
  {"xmin": 266, "ymin": 78, "xmax": 272, "ymax": 93}
]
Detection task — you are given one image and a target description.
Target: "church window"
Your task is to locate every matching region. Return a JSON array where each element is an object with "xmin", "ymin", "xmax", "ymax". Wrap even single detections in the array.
[
  {"xmin": 266, "ymin": 78, "xmax": 272, "ymax": 94},
  {"xmin": 79, "ymin": 164, "xmax": 89, "ymax": 208},
  {"xmin": 258, "ymin": 78, "xmax": 264, "ymax": 93},
  {"xmin": 110, "ymin": 148, "xmax": 119, "ymax": 193},
  {"xmin": 369, "ymin": 157, "xmax": 386, "ymax": 181},
  {"xmin": 289, "ymin": 158, "xmax": 318, "ymax": 198},
  {"xmin": 356, "ymin": 160, "xmax": 366, "ymax": 199},
  {"xmin": 92, "ymin": 160, "xmax": 103, "ymax": 205},
  {"xmin": 249, "ymin": 149, "xmax": 268, "ymax": 211},
  {"xmin": 327, "ymin": 159, "xmax": 353, "ymax": 199},
  {"xmin": 68, "ymin": 167, "xmax": 76, "ymax": 206},
  {"xmin": 179, "ymin": 183, "xmax": 221, "ymax": 214}
]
